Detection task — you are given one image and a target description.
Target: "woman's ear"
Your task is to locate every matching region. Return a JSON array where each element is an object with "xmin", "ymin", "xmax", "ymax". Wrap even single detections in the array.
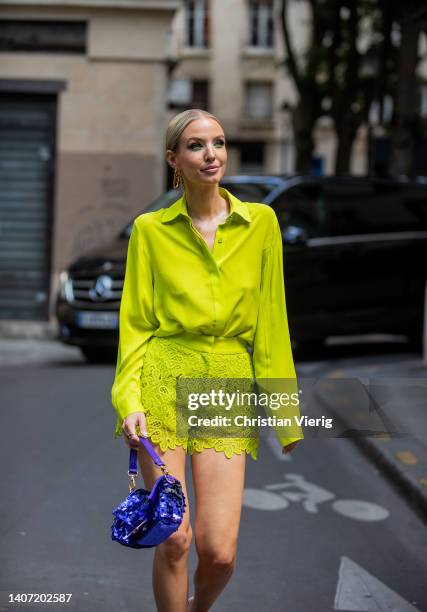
[{"xmin": 166, "ymin": 150, "xmax": 177, "ymax": 170}]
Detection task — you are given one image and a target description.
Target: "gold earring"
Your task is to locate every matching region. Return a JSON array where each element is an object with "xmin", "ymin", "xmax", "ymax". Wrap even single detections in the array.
[{"xmin": 173, "ymin": 168, "xmax": 183, "ymax": 190}]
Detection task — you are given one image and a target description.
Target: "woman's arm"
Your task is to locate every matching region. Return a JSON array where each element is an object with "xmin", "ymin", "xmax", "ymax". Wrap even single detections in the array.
[
  {"xmin": 111, "ymin": 216, "xmax": 158, "ymax": 438},
  {"xmin": 252, "ymin": 208, "xmax": 304, "ymax": 450}
]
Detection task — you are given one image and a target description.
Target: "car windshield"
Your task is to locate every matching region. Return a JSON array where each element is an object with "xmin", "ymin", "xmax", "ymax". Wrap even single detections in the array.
[
  {"xmin": 119, "ymin": 178, "xmax": 282, "ymax": 238},
  {"xmin": 119, "ymin": 189, "xmax": 182, "ymax": 238}
]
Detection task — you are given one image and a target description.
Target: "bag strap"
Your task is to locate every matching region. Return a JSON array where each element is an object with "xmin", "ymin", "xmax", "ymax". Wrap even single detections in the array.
[{"xmin": 128, "ymin": 436, "xmax": 166, "ymax": 476}]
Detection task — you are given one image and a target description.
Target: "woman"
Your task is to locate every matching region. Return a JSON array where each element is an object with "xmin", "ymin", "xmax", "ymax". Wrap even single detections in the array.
[{"xmin": 111, "ymin": 108, "xmax": 304, "ymax": 612}]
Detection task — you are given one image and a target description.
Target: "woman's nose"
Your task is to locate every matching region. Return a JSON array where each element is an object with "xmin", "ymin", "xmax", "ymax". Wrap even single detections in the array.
[{"xmin": 204, "ymin": 144, "xmax": 215, "ymax": 160}]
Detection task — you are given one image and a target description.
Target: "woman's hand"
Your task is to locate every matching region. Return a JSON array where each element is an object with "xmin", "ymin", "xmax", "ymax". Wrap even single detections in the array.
[
  {"xmin": 282, "ymin": 441, "xmax": 300, "ymax": 454},
  {"xmin": 122, "ymin": 412, "xmax": 149, "ymax": 449}
]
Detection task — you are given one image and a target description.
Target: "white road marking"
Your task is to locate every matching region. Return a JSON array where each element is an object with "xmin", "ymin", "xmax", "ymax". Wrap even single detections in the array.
[
  {"xmin": 335, "ymin": 556, "xmax": 421, "ymax": 611},
  {"xmin": 332, "ymin": 500, "xmax": 390, "ymax": 522},
  {"xmin": 265, "ymin": 473, "xmax": 335, "ymax": 512},
  {"xmin": 243, "ymin": 489, "xmax": 289, "ymax": 510},
  {"xmin": 243, "ymin": 475, "xmax": 389, "ymax": 521}
]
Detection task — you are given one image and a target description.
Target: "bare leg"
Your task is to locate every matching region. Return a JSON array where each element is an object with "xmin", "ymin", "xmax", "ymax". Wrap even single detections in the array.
[
  {"xmin": 189, "ymin": 448, "xmax": 246, "ymax": 612},
  {"xmin": 138, "ymin": 442, "xmax": 192, "ymax": 612}
]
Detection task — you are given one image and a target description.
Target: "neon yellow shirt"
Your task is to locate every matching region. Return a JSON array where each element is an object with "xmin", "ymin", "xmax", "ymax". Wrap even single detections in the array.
[{"xmin": 111, "ymin": 186, "xmax": 304, "ymax": 448}]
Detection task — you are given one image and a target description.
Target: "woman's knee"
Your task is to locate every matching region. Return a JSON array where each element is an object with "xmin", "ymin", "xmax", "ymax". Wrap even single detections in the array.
[
  {"xmin": 196, "ymin": 541, "xmax": 237, "ymax": 573},
  {"xmin": 158, "ymin": 522, "xmax": 193, "ymax": 562}
]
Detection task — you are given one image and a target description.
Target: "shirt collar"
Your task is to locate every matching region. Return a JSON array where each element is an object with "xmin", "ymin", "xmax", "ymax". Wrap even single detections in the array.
[{"xmin": 161, "ymin": 186, "xmax": 252, "ymax": 224}]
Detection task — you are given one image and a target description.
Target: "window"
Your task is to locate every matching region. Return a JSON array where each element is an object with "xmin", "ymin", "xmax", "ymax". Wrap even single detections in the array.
[
  {"xmin": 167, "ymin": 79, "xmax": 192, "ymax": 107},
  {"xmin": 324, "ymin": 182, "xmax": 376, "ymax": 236},
  {"xmin": 245, "ymin": 82, "xmax": 273, "ymax": 119},
  {"xmin": 192, "ymin": 80, "xmax": 209, "ymax": 109},
  {"xmin": 0, "ymin": 20, "xmax": 87, "ymax": 54},
  {"xmin": 167, "ymin": 79, "xmax": 209, "ymax": 110},
  {"xmin": 324, "ymin": 181, "xmax": 427, "ymax": 236},
  {"xmin": 185, "ymin": 0, "xmax": 210, "ymax": 48},
  {"xmin": 239, "ymin": 142, "xmax": 264, "ymax": 173},
  {"xmin": 400, "ymin": 184, "xmax": 427, "ymax": 230},
  {"xmin": 420, "ymin": 83, "xmax": 427, "ymax": 119},
  {"xmin": 271, "ymin": 179, "xmax": 427, "ymax": 239},
  {"xmin": 221, "ymin": 181, "xmax": 272, "ymax": 202},
  {"xmin": 248, "ymin": 0, "xmax": 274, "ymax": 47},
  {"xmin": 271, "ymin": 184, "xmax": 328, "ymax": 238}
]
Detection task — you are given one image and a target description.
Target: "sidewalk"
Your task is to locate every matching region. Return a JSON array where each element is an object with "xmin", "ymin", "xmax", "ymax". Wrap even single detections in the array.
[
  {"xmin": 0, "ymin": 337, "xmax": 82, "ymax": 366},
  {"xmin": 302, "ymin": 349, "xmax": 427, "ymax": 521}
]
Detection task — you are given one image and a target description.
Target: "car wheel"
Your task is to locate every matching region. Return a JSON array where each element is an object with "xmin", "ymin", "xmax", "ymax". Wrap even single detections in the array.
[{"xmin": 80, "ymin": 346, "xmax": 117, "ymax": 364}]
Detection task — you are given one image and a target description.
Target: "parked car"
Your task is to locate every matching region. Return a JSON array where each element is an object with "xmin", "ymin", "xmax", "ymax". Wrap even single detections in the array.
[
  {"xmin": 55, "ymin": 175, "xmax": 287, "ymax": 362},
  {"xmin": 263, "ymin": 175, "xmax": 427, "ymax": 353},
  {"xmin": 56, "ymin": 174, "xmax": 427, "ymax": 362}
]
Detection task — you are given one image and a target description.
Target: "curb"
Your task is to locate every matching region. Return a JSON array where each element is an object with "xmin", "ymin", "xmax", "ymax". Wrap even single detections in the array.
[
  {"xmin": 315, "ymin": 387, "xmax": 427, "ymax": 521},
  {"xmin": 350, "ymin": 433, "xmax": 427, "ymax": 520},
  {"xmin": 0, "ymin": 320, "xmax": 58, "ymax": 340}
]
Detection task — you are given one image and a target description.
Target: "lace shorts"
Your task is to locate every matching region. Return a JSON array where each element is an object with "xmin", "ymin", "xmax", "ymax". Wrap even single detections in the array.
[{"xmin": 138, "ymin": 336, "xmax": 259, "ymax": 461}]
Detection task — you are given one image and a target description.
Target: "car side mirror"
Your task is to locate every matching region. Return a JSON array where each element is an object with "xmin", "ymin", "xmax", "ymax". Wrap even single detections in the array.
[{"xmin": 282, "ymin": 225, "xmax": 308, "ymax": 245}]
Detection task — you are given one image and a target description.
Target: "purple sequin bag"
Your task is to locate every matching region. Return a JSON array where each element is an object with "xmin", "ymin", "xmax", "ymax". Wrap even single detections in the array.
[{"xmin": 111, "ymin": 436, "xmax": 186, "ymax": 549}]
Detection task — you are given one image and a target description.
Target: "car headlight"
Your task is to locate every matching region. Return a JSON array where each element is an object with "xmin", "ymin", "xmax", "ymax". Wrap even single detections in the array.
[{"xmin": 59, "ymin": 271, "xmax": 74, "ymax": 302}]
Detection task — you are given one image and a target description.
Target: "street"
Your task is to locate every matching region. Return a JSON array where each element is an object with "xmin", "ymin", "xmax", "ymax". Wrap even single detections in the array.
[
  {"xmin": 0, "ymin": 340, "xmax": 426, "ymax": 611},
  {"xmin": 2, "ymin": 1, "xmax": 427, "ymax": 610}
]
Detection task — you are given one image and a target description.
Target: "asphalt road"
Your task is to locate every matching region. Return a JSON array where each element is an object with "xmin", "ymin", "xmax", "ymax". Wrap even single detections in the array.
[{"xmin": 0, "ymin": 346, "xmax": 426, "ymax": 612}]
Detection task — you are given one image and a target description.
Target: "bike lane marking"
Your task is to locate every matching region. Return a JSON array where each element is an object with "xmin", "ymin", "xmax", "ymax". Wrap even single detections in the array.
[{"xmin": 243, "ymin": 473, "xmax": 389, "ymax": 521}]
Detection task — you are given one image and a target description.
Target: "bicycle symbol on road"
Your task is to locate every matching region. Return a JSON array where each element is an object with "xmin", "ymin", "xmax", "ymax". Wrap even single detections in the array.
[{"xmin": 244, "ymin": 473, "xmax": 389, "ymax": 521}]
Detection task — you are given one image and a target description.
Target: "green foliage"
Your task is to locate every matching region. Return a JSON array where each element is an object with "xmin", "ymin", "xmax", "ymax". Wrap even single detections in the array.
[
  {"xmin": 280, "ymin": 0, "xmax": 406, "ymax": 116},
  {"xmin": 279, "ymin": 0, "xmax": 425, "ymax": 172}
]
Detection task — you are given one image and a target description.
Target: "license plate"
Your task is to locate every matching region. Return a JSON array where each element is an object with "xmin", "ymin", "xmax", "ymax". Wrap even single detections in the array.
[{"xmin": 75, "ymin": 311, "xmax": 119, "ymax": 330}]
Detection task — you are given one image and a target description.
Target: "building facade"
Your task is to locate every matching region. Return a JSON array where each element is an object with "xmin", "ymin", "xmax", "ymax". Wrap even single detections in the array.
[
  {"xmin": 1, "ymin": 0, "xmax": 426, "ymax": 328},
  {"xmin": 166, "ymin": 0, "xmax": 347, "ymax": 177},
  {"xmin": 0, "ymin": 0, "xmax": 180, "ymax": 326}
]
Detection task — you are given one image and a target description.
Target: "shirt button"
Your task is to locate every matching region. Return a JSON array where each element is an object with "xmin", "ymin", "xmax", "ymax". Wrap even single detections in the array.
[{"xmin": 218, "ymin": 238, "xmax": 223, "ymax": 243}]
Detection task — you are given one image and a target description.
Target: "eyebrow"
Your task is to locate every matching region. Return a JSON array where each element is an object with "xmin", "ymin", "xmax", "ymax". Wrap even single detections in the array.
[{"xmin": 186, "ymin": 135, "xmax": 225, "ymax": 142}]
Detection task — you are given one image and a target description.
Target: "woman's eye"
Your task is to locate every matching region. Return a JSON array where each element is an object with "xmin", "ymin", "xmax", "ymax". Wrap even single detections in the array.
[{"xmin": 188, "ymin": 140, "xmax": 225, "ymax": 150}]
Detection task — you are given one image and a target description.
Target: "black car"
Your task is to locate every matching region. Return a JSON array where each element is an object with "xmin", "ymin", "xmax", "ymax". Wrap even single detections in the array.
[
  {"xmin": 263, "ymin": 175, "xmax": 427, "ymax": 353},
  {"xmin": 55, "ymin": 175, "xmax": 287, "ymax": 362},
  {"xmin": 56, "ymin": 174, "xmax": 427, "ymax": 362}
]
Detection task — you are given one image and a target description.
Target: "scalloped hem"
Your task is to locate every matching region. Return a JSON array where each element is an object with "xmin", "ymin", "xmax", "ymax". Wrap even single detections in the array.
[
  {"xmin": 114, "ymin": 421, "xmax": 258, "ymax": 461},
  {"xmin": 113, "ymin": 402, "xmax": 259, "ymax": 460},
  {"xmin": 187, "ymin": 437, "xmax": 258, "ymax": 461}
]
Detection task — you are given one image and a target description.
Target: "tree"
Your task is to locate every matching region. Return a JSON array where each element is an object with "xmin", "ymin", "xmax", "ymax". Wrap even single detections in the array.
[
  {"xmin": 279, "ymin": 1, "xmax": 376, "ymax": 173},
  {"xmin": 278, "ymin": 0, "xmax": 424, "ymax": 176},
  {"xmin": 279, "ymin": 0, "xmax": 322, "ymax": 173},
  {"xmin": 387, "ymin": 0, "xmax": 424, "ymax": 177}
]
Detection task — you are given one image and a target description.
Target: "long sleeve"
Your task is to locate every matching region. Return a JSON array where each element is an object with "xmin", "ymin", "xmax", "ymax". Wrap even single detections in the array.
[
  {"xmin": 252, "ymin": 209, "xmax": 304, "ymax": 448},
  {"xmin": 111, "ymin": 217, "xmax": 158, "ymax": 438}
]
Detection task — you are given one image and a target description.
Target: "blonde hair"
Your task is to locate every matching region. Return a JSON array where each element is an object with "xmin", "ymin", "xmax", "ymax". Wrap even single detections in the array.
[{"xmin": 165, "ymin": 108, "xmax": 222, "ymax": 153}]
